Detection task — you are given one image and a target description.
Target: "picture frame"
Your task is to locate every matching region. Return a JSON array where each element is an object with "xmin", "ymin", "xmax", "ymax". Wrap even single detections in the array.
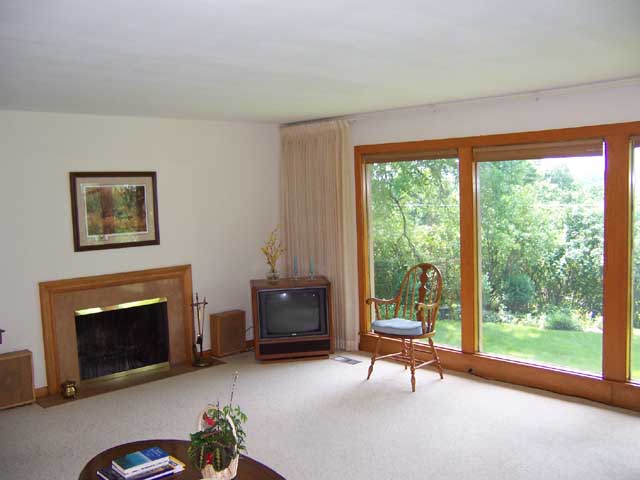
[{"xmin": 69, "ymin": 172, "xmax": 160, "ymax": 252}]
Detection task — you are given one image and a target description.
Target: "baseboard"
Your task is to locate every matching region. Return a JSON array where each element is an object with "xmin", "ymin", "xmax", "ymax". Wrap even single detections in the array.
[
  {"xmin": 35, "ymin": 386, "xmax": 49, "ymax": 398},
  {"xmin": 200, "ymin": 340, "xmax": 253, "ymax": 359}
]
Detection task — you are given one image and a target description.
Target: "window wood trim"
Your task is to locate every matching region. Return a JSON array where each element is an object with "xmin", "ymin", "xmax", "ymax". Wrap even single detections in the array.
[
  {"xmin": 473, "ymin": 139, "xmax": 603, "ymax": 162},
  {"xmin": 362, "ymin": 148, "xmax": 458, "ymax": 164},
  {"xmin": 602, "ymin": 135, "xmax": 633, "ymax": 382}
]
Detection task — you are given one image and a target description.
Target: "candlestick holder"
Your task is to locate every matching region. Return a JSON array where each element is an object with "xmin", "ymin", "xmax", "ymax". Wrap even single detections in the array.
[
  {"xmin": 309, "ymin": 256, "xmax": 315, "ymax": 280},
  {"xmin": 292, "ymin": 255, "xmax": 299, "ymax": 280}
]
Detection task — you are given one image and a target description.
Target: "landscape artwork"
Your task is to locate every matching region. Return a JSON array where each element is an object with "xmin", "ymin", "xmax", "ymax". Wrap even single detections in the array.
[
  {"xmin": 70, "ymin": 172, "xmax": 160, "ymax": 251},
  {"xmin": 83, "ymin": 184, "xmax": 148, "ymax": 236}
]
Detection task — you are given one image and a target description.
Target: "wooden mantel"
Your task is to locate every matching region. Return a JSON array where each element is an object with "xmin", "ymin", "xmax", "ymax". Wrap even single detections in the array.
[{"xmin": 39, "ymin": 265, "xmax": 194, "ymax": 395}]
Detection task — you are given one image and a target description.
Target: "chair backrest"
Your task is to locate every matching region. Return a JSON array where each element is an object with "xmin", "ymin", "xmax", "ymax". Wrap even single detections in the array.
[{"xmin": 371, "ymin": 263, "xmax": 443, "ymax": 333}]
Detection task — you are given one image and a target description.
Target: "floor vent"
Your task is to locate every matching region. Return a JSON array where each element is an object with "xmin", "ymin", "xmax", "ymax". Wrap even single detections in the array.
[{"xmin": 331, "ymin": 355, "xmax": 361, "ymax": 365}]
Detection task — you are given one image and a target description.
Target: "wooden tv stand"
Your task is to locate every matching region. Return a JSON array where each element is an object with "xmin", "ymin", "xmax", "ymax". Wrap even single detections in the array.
[{"xmin": 250, "ymin": 276, "xmax": 334, "ymax": 361}]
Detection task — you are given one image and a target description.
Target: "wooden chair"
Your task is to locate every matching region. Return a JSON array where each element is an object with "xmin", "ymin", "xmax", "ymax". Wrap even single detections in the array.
[{"xmin": 366, "ymin": 263, "xmax": 444, "ymax": 392}]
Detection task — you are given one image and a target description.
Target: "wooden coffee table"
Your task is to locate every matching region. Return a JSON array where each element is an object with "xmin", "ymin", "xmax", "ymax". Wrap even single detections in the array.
[{"xmin": 78, "ymin": 439, "xmax": 285, "ymax": 480}]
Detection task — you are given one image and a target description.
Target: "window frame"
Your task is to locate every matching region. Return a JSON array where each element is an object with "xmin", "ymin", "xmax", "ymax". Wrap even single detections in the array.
[{"xmin": 355, "ymin": 121, "xmax": 640, "ymax": 411}]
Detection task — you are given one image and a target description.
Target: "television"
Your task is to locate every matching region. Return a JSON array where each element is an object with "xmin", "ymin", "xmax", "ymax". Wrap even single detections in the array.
[{"xmin": 258, "ymin": 287, "xmax": 328, "ymax": 339}]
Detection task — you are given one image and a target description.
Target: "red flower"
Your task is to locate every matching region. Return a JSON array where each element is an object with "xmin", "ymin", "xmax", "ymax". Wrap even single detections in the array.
[
  {"xmin": 204, "ymin": 416, "xmax": 216, "ymax": 427},
  {"xmin": 206, "ymin": 452, "xmax": 213, "ymax": 464}
]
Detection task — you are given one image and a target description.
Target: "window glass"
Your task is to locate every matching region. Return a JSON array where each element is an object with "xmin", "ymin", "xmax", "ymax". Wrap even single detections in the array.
[
  {"xmin": 367, "ymin": 158, "xmax": 461, "ymax": 348},
  {"xmin": 478, "ymin": 154, "xmax": 604, "ymax": 374}
]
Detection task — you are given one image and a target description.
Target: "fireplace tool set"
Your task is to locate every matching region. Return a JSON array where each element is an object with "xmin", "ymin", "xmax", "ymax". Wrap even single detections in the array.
[{"xmin": 192, "ymin": 293, "xmax": 212, "ymax": 367}]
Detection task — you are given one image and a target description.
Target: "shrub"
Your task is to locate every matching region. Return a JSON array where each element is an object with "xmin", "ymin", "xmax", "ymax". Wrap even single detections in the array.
[
  {"xmin": 482, "ymin": 309, "xmax": 502, "ymax": 323},
  {"xmin": 545, "ymin": 307, "xmax": 582, "ymax": 331},
  {"xmin": 504, "ymin": 274, "xmax": 536, "ymax": 313}
]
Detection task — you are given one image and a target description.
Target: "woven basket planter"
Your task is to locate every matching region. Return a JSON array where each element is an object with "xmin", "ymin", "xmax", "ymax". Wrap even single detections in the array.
[{"xmin": 197, "ymin": 406, "xmax": 239, "ymax": 480}]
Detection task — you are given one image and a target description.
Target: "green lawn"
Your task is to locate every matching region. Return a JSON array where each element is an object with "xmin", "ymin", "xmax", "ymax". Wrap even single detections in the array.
[{"xmin": 431, "ymin": 320, "xmax": 640, "ymax": 378}]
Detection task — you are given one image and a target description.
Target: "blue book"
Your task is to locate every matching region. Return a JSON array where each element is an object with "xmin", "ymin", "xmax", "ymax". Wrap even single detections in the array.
[{"xmin": 112, "ymin": 447, "xmax": 170, "ymax": 476}]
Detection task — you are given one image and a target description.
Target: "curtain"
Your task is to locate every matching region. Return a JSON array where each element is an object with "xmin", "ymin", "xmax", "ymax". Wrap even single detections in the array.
[{"xmin": 280, "ymin": 120, "xmax": 359, "ymax": 351}]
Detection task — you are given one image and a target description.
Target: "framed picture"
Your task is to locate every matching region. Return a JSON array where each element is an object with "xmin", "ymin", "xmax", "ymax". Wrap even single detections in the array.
[{"xmin": 69, "ymin": 172, "xmax": 160, "ymax": 252}]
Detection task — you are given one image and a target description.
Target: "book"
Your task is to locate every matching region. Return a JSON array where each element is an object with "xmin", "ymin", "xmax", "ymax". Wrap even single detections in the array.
[
  {"xmin": 111, "ymin": 446, "xmax": 170, "ymax": 477},
  {"xmin": 112, "ymin": 457, "xmax": 170, "ymax": 478},
  {"xmin": 98, "ymin": 456, "xmax": 184, "ymax": 480}
]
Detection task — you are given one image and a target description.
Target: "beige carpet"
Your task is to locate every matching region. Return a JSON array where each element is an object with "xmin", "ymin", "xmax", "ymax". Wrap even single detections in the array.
[{"xmin": 1, "ymin": 351, "xmax": 639, "ymax": 479}]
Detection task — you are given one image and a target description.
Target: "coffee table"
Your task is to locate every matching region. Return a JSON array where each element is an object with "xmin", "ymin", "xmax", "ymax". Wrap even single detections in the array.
[{"xmin": 78, "ymin": 439, "xmax": 285, "ymax": 480}]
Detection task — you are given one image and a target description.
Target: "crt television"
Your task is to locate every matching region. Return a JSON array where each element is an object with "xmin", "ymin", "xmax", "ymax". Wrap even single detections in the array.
[{"xmin": 258, "ymin": 287, "xmax": 328, "ymax": 339}]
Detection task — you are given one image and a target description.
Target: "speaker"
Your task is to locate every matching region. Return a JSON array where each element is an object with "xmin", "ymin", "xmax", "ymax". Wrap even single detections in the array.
[
  {"xmin": 210, "ymin": 310, "xmax": 247, "ymax": 357},
  {"xmin": 0, "ymin": 350, "xmax": 35, "ymax": 409}
]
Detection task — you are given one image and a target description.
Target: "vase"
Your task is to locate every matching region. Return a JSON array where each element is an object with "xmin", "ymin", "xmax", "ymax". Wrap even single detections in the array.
[{"xmin": 266, "ymin": 270, "xmax": 280, "ymax": 282}]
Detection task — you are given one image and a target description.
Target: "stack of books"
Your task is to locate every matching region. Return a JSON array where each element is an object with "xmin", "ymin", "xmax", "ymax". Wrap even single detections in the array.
[{"xmin": 96, "ymin": 446, "xmax": 185, "ymax": 480}]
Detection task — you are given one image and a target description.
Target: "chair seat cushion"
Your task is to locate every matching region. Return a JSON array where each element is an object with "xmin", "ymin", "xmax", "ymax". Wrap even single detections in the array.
[{"xmin": 371, "ymin": 318, "xmax": 424, "ymax": 336}]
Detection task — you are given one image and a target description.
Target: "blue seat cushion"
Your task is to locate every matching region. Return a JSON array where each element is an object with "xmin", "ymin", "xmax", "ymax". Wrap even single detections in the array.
[{"xmin": 371, "ymin": 318, "xmax": 424, "ymax": 336}]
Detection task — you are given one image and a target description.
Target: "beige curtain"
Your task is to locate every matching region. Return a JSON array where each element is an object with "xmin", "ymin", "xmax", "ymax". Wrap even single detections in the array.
[{"xmin": 280, "ymin": 120, "xmax": 359, "ymax": 351}]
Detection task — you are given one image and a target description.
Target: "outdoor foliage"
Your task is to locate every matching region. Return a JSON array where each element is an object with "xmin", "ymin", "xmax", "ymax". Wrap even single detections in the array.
[
  {"xmin": 369, "ymin": 149, "xmax": 640, "ymax": 378},
  {"xmin": 544, "ymin": 307, "xmax": 583, "ymax": 332},
  {"xmin": 478, "ymin": 159, "xmax": 604, "ymax": 325},
  {"xmin": 368, "ymin": 156, "xmax": 608, "ymax": 355},
  {"xmin": 369, "ymin": 159, "xmax": 461, "ymax": 343}
]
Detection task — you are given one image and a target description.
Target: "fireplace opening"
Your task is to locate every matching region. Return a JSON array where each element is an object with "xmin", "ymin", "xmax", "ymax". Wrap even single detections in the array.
[{"xmin": 75, "ymin": 297, "xmax": 169, "ymax": 381}]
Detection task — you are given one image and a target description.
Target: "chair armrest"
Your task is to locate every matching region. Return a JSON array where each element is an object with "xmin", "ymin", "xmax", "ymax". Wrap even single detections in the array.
[{"xmin": 365, "ymin": 296, "xmax": 396, "ymax": 306}]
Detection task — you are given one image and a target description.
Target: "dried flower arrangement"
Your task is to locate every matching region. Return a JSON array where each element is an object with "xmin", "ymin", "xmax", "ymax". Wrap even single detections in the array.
[{"xmin": 261, "ymin": 228, "xmax": 285, "ymax": 277}]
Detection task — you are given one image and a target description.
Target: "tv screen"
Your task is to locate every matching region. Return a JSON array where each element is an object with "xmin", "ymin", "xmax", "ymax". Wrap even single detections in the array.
[{"xmin": 259, "ymin": 287, "xmax": 328, "ymax": 339}]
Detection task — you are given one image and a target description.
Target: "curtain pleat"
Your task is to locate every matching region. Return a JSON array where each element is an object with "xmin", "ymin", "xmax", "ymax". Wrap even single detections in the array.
[{"xmin": 280, "ymin": 120, "xmax": 359, "ymax": 351}]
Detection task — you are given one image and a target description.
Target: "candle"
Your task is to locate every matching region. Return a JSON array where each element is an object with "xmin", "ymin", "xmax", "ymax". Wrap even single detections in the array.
[
  {"xmin": 293, "ymin": 256, "xmax": 298, "ymax": 277},
  {"xmin": 309, "ymin": 256, "xmax": 315, "ymax": 278}
]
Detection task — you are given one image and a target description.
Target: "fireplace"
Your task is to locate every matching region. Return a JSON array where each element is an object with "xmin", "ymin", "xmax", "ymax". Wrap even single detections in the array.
[
  {"xmin": 75, "ymin": 297, "xmax": 170, "ymax": 380},
  {"xmin": 39, "ymin": 265, "xmax": 194, "ymax": 395}
]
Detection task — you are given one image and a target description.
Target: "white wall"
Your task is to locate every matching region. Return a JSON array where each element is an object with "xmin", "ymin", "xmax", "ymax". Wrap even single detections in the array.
[
  {"xmin": 352, "ymin": 80, "xmax": 640, "ymax": 146},
  {"xmin": 0, "ymin": 110, "xmax": 280, "ymax": 388}
]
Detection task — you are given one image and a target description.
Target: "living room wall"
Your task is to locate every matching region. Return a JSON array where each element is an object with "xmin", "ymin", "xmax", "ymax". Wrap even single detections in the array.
[
  {"xmin": 351, "ymin": 79, "xmax": 640, "ymax": 145},
  {"xmin": 0, "ymin": 110, "xmax": 280, "ymax": 389}
]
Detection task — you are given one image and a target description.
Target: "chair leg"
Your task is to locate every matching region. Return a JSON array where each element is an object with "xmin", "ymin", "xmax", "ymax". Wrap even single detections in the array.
[
  {"xmin": 409, "ymin": 339, "xmax": 416, "ymax": 392},
  {"xmin": 367, "ymin": 335, "xmax": 382, "ymax": 380},
  {"xmin": 402, "ymin": 339, "xmax": 408, "ymax": 370},
  {"xmin": 428, "ymin": 337, "xmax": 444, "ymax": 379}
]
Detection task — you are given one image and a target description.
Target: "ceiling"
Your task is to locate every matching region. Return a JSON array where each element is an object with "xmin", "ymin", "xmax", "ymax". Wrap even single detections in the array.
[{"xmin": 1, "ymin": 0, "xmax": 639, "ymax": 124}]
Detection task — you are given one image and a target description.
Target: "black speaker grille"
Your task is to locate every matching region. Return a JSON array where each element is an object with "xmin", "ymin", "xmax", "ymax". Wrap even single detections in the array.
[{"xmin": 260, "ymin": 339, "xmax": 330, "ymax": 356}]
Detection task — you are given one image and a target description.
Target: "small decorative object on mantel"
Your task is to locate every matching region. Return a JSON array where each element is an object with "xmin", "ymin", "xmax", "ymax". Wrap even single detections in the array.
[
  {"xmin": 292, "ymin": 255, "xmax": 299, "ymax": 280},
  {"xmin": 69, "ymin": 172, "xmax": 160, "ymax": 252},
  {"xmin": 192, "ymin": 293, "xmax": 212, "ymax": 367},
  {"xmin": 60, "ymin": 379, "xmax": 77, "ymax": 399},
  {"xmin": 0, "ymin": 328, "xmax": 4, "ymax": 344},
  {"xmin": 309, "ymin": 255, "xmax": 315, "ymax": 279},
  {"xmin": 188, "ymin": 372, "xmax": 247, "ymax": 480},
  {"xmin": 261, "ymin": 228, "xmax": 285, "ymax": 283}
]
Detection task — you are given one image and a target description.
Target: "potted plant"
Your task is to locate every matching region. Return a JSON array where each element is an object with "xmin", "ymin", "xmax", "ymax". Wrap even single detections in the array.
[{"xmin": 188, "ymin": 374, "xmax": 247, "ymax": 480}]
